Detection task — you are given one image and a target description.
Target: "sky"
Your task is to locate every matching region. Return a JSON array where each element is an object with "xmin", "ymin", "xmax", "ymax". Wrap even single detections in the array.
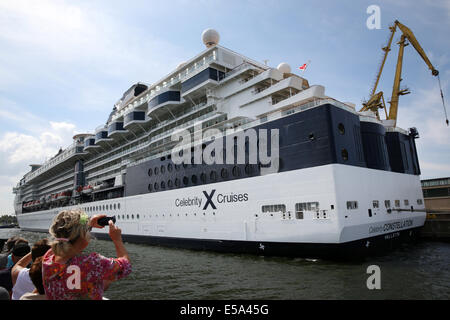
[{"xmin": 0, "ymin": 0, "xmax": 449, "ymax": 215}]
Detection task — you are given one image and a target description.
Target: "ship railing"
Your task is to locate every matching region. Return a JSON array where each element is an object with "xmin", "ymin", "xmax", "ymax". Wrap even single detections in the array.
[
  {"xmin": 25, "ymin": 141, "xmax": 85, "ymax": 182},
  {"xmin": 112, "ymin": 54, "xmax": 216, "ymax": 123},
  {"xmin": 84, "ymin": 110, "xmax": 222, "ymax": 173}
]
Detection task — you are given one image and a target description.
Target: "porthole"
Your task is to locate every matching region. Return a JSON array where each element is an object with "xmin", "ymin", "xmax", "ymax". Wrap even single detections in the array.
[
  {"xmin": 137, "ymin": 214, "xmax": 140, "ymax": 219},
  {"xmin": 192, "ymin": 175, "xmax": 198, "ymax": 184},
  {"xmin": 154, "ymin": 167, "xmax": 159, "ymax": 175},
  {"xmin": 127, "ymin": 215, "xmax": 129, "ymax": 219},
  {"xmin": 161, "ymin": 181, "xmax": 165, "ymax": 189},
  {"xmin": 167, "ymin": 163, "xmax": 173, "ymax": 172},
  {"xmin": 221, "ymin": 168, "xmax": 228, "ymax": 179},
  {"xmin": 160, "ymin": 165, "xmax": 165, "ymax": 174},
  {"xmin": 232, "ymin": 166, "xmax": 240, "ymax": 177},
  {"xmin": 117, "ymin": 215, "xmax": 120, "ymax": 220},
  {"xmin": 244, "ymin": 164, "xmax": 251, "ymax": 175},
  {"xmin": 175, "ymin": 164, "xmax": 180, "ymax": 171},
  {"xmin": 122, "ymin": 215, "xmax": 124, "ymax": 219},
  {"xmin": 114, "ymin": 204, "xmax": 116, "ymax": 210},
  {"xmin": 210, "ymin": 171, "xmax": 217, "ymax": 181},
  {"xmin": 131, "ymin": 214, "xmax": 134, "ymax": 219},
  {"xmin": 200, "ymin": 173, "xmax": 206, "ymax": 183},
  {"xmin": 183, "ymin": 176, "xmax": 189, "ymax": 185},
  {"xmin": 118, "ymin": 203, "xmax": 121, "ymax": 210},
  {"xmin": 168, "ymin": 179, "xmax": 173, "ymax": 188},
  {"xmin": 338, "ymin": 123, "xmax": 345, "ymax": 135},
  {"xmin": 341, "ymin": 149, "xmax": 349, "ymax": 161},
  {"xmin": 175, "ymin": 178, "xmax": 180, "ymax": 187},
  {"xmin": 154, "ymin": 182, "xmax": 159, "ymax": 190},
  {"xmin": 148, "ymin": 168, "xmax": 153, "ymax": 177}
]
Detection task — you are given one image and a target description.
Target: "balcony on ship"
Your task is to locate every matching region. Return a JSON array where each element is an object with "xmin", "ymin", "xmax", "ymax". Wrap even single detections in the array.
[
  {"xmin": 107, "ymin": 120, "xmax": 128, "ymax": 138},
  {"xmin": 94, "ymin": 126, "xmax": 113, "ymax": 146},
  {"xmin": 124, "ymin": 110, "xmax": 151, "ymax": 129},
  {"xmin": 181, "ymin": 67, "xmax": 225, "ymax": 99},
  {"xmin": 84, "ymin": 136, "xmax": 99, "ymax": 151}
]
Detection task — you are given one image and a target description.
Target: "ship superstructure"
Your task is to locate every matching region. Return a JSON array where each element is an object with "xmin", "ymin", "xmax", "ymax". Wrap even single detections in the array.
[{"xmin": 13, "ymin": 29, "xmax": 427, "ymax": 258}]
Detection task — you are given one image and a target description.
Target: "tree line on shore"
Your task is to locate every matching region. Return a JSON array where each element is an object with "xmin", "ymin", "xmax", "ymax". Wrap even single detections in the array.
[{"xmin": 0, "ymin": 215, "xmax": 17, "ymax": 225}]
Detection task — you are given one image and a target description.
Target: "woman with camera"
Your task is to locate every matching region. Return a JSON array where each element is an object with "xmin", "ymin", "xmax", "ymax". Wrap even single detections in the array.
[{"xmin": 42, "ymin": 209, "xmax": 131, "ymax": 300}]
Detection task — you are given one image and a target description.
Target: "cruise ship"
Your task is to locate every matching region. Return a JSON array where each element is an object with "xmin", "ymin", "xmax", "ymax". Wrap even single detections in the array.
[{"xmin": 13, "ymin": 29, "xmax": 427, "ymax": 259}]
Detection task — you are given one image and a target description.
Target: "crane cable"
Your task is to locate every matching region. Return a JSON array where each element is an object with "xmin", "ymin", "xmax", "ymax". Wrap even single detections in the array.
[{"xmin": 437, "ymin": 74, "xmax": 449, "ymax": 126}]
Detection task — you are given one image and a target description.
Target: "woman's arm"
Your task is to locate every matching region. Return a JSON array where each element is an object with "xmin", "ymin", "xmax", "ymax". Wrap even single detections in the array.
[
  {"xmin": 11, "ymin": 252, "xmax": 32, "ymax": 286},
  {"xmin": 108, "ymin": 220, "xmax": 130, "ymax": 262}
]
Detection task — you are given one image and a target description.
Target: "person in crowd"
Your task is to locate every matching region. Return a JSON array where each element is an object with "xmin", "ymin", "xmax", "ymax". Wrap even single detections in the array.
[
  {"xmin": 11, "ymin": 239, "xmax": 51, "ymax": 300},
  {"xmin": 42, "ymin": 209, "xmax": 131, "ymax": 300},
  {"xmin": 0, "ymin": 242, "xmax": 31, "ymax": 297},
  {"xmin": 0, "ymin": 286, "xmax": 9, "ymax": 300},
  {"xmin": 20, "ymin": 257, "xmax": 47, "ymax": 300},
  {"xmin": 0, "ymin": 237, "xmax": 28, "ymax": 269}
]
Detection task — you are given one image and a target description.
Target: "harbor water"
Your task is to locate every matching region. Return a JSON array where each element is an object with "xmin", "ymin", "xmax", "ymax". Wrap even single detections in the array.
[{"xmin": 1, "ymin": 228, "xmax": 449, "ymax": 300}]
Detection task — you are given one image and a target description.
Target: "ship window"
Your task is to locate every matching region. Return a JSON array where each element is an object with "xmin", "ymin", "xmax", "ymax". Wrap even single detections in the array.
[
  {"xmin": 395, "ymin": 200, "xmax": 400, "ymax": 207},
  {"xmin": 221, "ymin": 168, "xmax": 228, "ymax": 179},
  {"xmin": 368, "ymin": 209, "xmax": 372, "ymax": 217},
  {"xmin": 200, "ymin": 173, "xmax": 206, "ymax": 183},
  {"xmin": 167, "ymin": 163, "xmax": 173, "ymax": 172},
  {"xmin": 341, "ymin": 149, "xmax": 349, "ymax": 161},
  {"xmin": 404, "ymin": 199, "xmax": 409, "ymax": 206},
  {"xmin": 262, "ymin": 204, "xmax": 286, "ymax": 213},
  {"xmin": 346, "ymin": 201, "xmax": 358, "ymax": 210},
  {"xmin": 127, "ymin": 215, "xmax": 129, "ymax": 219},
  {"xmin": 154, "ymin": 167, "xmax": 159, "ymax": 175},
  {"xmin": 103, "ymin": 205, "xmax": 105, "ymax": 211},
  {"xmin": 183, "ymin": 176, "xmax": 189, "ymax": 185},
  {"xmin": 191, "ymin": 175, "xmax": 198, "ymax": 184},
  {"xmin": 122, "ymin": 215, "xmax": 124, "ymax": 219},
  {"xmin": 110, "ymin": 204, "xmax": 112, "ymax": 210},
  {"xmin": 417, "ymin": 199, "xmax": 423, "ymax": 205},
  {"xmin": 338, "ymin": 123, "xmax": 345, "ymax": 135},
  {"xmin": 232, "ymin": 166, "xmax": 240, "ymax": 177},
  {"xmin": 161, "ymin": 181, "xmax": 165, "ymax": 189},
  {"xmin": 117, "ymin": 215, "xmax": 120, "ymax": 220},
  {"xmin": 210, "ymin": 171, "xmax": 217, "ymax": 181},
  {"xmin": 154, "ymin": 182, "xmax": 159, "ymax": 190},
  {"xmin": 244, "ymin": 164, "xmax": 251, "ymax": 175},
  {"xmin": 175, "ymin": 164, "xmax": 181, "ymax": 171},
  {"xmin": 168, "ymin": 179, "xmax": 173, "ymax": 188},
  {"xmin": 148, "ymin": 168, "xmax": 152, "ymax": 177},
  {"xmin": 131, "ymin": 214, "xmax": 134, "ymax": 219},
  {"xmin": 385, "ymin": 200, "xmax": 391, "ymax": 208},
  {"xmin": 118, "ymin": 203, "xmax": 121, "ymax": 210},
  {"xmin": 373, "ymin": 200, "xmax": 379, "ymax": 208},
  {"xmin": 137, "ymin": 214, "xmax": 140, "ymax": 219},
  {"xmin": 296, "ymin": 202, "xmax": 319, "ymax": 213},
  {"xmin": 161, "ymin": 165, "xmax": 165, "ymax": 174},
  {"xmin": 114, "ymin": 204, "xmax": 116, "ymax": 210},
  {"xmin": 175, "ymin": 178, "xmax": 180, "ymax": 187}
]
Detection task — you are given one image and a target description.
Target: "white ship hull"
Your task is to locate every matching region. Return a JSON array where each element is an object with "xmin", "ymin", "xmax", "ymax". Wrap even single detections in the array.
[{"xmin": 17, "ymin": 164, "xmax": 426, "ymax": 258}]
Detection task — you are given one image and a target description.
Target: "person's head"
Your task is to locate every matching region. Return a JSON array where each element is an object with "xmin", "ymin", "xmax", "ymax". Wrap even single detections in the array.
[
  {"xmin": 3, "ymin": 237, "xmax": 27, "ymax": 254},
  {"xmin": 11, "ymin": 242, "xmax": 31, "ymax": 264},
  {"xmin": 29, "ymin": 257, "xmax": 45, "ymax": 295},
  {"xmin": 31, "ymin": 239, "xmax": 51, "ymax": 262},
  {"xmin": 49, "ymin": 209, "xmax": 91, "ymax": 256}
]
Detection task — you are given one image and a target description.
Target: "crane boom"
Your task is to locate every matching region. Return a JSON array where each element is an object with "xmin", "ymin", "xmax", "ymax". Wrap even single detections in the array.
[{"xmin": 361, "ymin": 20, "xmax": 440, "ymax": 127}]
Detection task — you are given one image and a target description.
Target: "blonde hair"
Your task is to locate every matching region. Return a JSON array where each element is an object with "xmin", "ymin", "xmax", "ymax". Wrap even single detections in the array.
[{"xmin": 49, "ymin": 209, "xmax": 91, "ymax": 257}]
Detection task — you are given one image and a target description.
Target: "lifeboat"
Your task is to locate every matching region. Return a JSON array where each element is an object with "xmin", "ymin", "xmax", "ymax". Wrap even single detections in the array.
[
  {"xmin": 50, "ymin": 194, "xmax": 58, "ymax": 202},
  {"xmin": 82, "ymin": 185, "xmax": 93, "ymax": 195}
]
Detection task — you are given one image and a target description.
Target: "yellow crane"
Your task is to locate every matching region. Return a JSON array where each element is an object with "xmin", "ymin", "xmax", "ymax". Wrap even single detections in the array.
[{"xmin": 361, "ymin": 20, "xmax": 448, "ymax": 126}]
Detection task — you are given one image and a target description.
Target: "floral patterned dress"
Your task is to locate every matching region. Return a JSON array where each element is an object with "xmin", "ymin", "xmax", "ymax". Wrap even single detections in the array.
[{"xmin": 42, "ymin": 249, "xmax": 132, "ymax": 300}]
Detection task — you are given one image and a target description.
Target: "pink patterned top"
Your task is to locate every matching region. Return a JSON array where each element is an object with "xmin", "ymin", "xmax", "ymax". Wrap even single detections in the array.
[{"xmin": 42, "ymin": 249, "xmax": 132, "ymax": 300}]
